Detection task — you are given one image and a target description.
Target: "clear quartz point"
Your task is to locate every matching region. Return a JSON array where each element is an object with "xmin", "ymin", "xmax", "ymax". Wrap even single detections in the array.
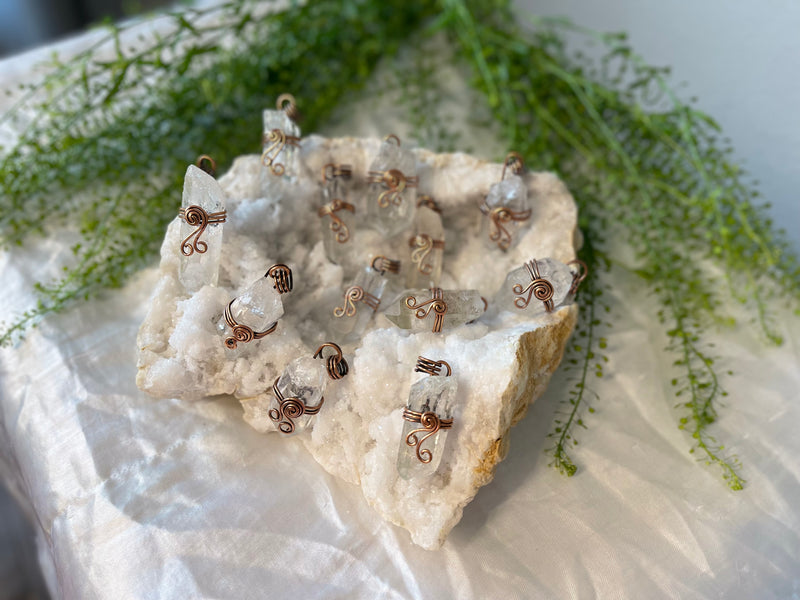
[
  {"xmin": 406, "ymin": 206, "xmax": 445, "ymax": 289},
  {"xmin": 330, "ymin": 265, "xmax": 388, "ymax": 343},
  {"xmin": 493, "ymin": 258, "xmax": 574, "ymax": 316},
  {"xmin": 260, "ymin": 108, "xmax": 302, "ymax": 195},
  {"xmin": 269, "ymin": 356, "xmax": 327, "ymax": 436},
  {"xmin": 320, "ymin": 176, "xmax": 356, "ymax": 265},
  {"xmin": 397, "ymin": 375, "xmax": 457, "ymax": 479},
  {"xmin": 179, "ymin": 165, "xmax": 226, "ymax": 292},
  {"xmin": 480, "ymin": 174, "xmax": 530, "ymax": 251},
  {"xmin": 217, "ymin": 274, "xmax": 285, "ymax": 353},
  {"xmin": 384, "ymin": 289, "xmax": 485, "ymax": 332},
  {"xmin": 366, "ymin": 139, "xmax": 417, "ymax": 237}
]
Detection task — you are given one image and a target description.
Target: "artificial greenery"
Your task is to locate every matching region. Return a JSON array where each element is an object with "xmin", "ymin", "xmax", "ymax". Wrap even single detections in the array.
[{"xmin": 1, "ymin": 0, "xmax": 797, "ymax": 487}]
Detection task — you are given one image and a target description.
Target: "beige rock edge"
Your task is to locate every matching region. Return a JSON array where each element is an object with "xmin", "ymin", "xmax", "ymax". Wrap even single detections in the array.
[{"xmin": 136, "ymin": 135, "xmax": 580, "ymax": 550}]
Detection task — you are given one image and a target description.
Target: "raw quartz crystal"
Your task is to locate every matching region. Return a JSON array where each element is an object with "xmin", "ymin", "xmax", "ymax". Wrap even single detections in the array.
[
  {"xmin": 397, "ymin": 373, "xmax": 457, "ymax": 480},
  {"xmin": 268, "ymin": 355, "xmax": 327, "ymax": 436},
  {"xmin": 493, "ymin": 257, "xmax": 576, "ymax": 316},
  {"xmin": 260, "ymin": 107, "xmax": 301, "ymax": 196},
  {"xmin": 406, "ymin": 205, "xmax": 445, "ymax": 289},
  {"xmin": 330, "ymin": 263, "xmax": 388, "ymax": 343},
  {"xmin": 217, "ymin": 273, "xmax": 284, "ymax": 352},
  {"xmin": 366, "ymin": 137, "xmax": 417, "ymax": 237},
  {"xmin": 480, "ymin": 173, "xmax": 531, "ymax": 252},
  {"xmin": 179, "ymin": 165, "xmax": 225, "ymax": 292},
  {"xmin": 320, "ymin": 173, "xmax": 355, "ymax": 266},
  {"xmin": 384, "ymin": 289, "xmax": 485, "ymax": 333}
]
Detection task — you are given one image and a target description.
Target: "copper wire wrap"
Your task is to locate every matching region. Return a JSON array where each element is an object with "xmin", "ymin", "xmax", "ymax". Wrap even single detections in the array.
[
  {"xmin": 267, "ymin": 264, "xmax": 293, "ymax": 294},
  {"xmin": 513, "ymin": 259, "xmax": 555, "ymax": 312},
  {"xmin": 567, "ymin": 259, "xmax": 589, "ymax": 295},
  {"xmin": 195, "ymin": 154, "xmax": 217, "ymax": 176},
  {"xmin": 268, "ymin": 377, "xmax": 323, "ymax": 435},
  {"xmin": 384, "ymin": 133, "xmax": 401, "ymax": 146},
  {"xmin": 313, "ymin": 342, "xmax": 349, "ymax": 381},
  {"xmin": 261, "ymin": 129, "xmax": 300, "ymax": 176},
  {"xmin": 414, "ymin": 356, "xmax": 452, "ymax": 377},
  {"xmin": 333, "ymin": 286, "xmax": 381, "ymax": 318},
  {"xmin": 318, "ymin": 198, "xmax": 355, "ymax": 243},
  {"xmin": 405, "ymin": 288, "xmax": 448, "ymax": 333},
  {"xmin": 501, "ymin": 151, "xmax": 525, "ymax": 180},
  {"xmin": 178, "ymin": 205, "xmax": 227, "ymax": 256},
  {"xmin": 402, "ymin": 409, "xmax": 454, "ymax": 464},
  {"xmin": 371, "ymin": 255, "xmax": 401, "ymax": 275},
  {"xmin": 223, "ymin": 300, "xmax": 278, "ymax": 349},
  {"xmin": 408, "ymin": 234, "xmax": 445, "ymax": 275},
  {"xmin": 416, "ymin": 194, "xmax": 442, "ymax": 213},
  {"xmin": 479, "ymin": 204, "xmax": 532, "ymax": 251},
  {"xmin": 366, "ymin": 169, "xmax": 419, "ymax": 208},
  {"xmin": 276, "ymin": 93, "xmax": 301, "ymax": 122},
  {"xmin": 322, "ymin": 163, "xmax": 353, "ymax": 181}
]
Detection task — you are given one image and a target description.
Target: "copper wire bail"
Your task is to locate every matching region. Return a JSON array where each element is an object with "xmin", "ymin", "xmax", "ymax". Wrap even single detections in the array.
[
  {"xmin": 267, "ymin": 264, "xmax": 293, "ymax": 294},
  {"xmin": 314, "ymin": 342, "xmax": 349, "ymax": 381},
  {"xmin": 417, "ymin": 195, "xmax": 442, "ymax": 213},
  {"xmin": 415, "ymin": 356, "xmax": 452, "ymax": 377},
  {"xmin": 195, "ymin": 154, "xmax": 217, "ymax": 176},
  {"xmin": 322, "ymin": 163, "xmax": 353, "ymax": 181},
  {"xmin": 568, "ymin": 259, "xmax": 589, "ymax": 295},
  {"xmin": 276, "ymin": 93, "xmax": 301, "ymax": 122},
  {"xmin": 384, "ymin": 133, "xmax": 401, "ymax": 146},
  {"xmin": 371, "ymin": 255, "xmax": 401, "ymax": 275},
  {"xmin": 501, "ymin": 151, "xmax": 525, "ymax": 180}
]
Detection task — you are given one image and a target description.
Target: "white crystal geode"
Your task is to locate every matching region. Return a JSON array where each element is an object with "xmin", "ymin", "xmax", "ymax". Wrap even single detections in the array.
[{"xmin": 136, "ymin": 135, "xmax": 580, "ymax": 550}]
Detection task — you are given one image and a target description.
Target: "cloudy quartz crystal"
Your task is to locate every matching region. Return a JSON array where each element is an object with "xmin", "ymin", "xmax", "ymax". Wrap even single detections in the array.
[
  {"xmin": 384, "ymin": 289, "xmax": 485, "ymax": 333},
  {"xmin": 179, "ymin": 165, "xmax": 226, "ymax": 292},
  {"xmin": 493, "ymin": 258, "xmax": 575, "ymax": 316},
  {"xmin": 260, "ymin": 108, "xmax": 301, "ymax": 196},
  {"xmin": 330, "ymin": 264, "xmax": 388, "ymax": 343},
  {"xmin": 320, "ymin": 175, "xmax": 356, "ymax": 266},
  {"xmin": 406, "ymin": 205, "xmax": 445, "ymax": 289},
  {"xmin": 397, "ymin": 374, "xmax": 457, "ymax": 479},
  {"xmin": 480, "ymin": 173, "xmax": 531, "ymax": 251},
  {"xmin": 218, "ymin": 273, "xmax": 285, "ymax": 353},
  {"xmin": 366, "ymin": 137, "xmax": 417, "ymax": 237},
  {"xmin": 268, "ymin": 356, "xmax": 328, "ymax": 436}
]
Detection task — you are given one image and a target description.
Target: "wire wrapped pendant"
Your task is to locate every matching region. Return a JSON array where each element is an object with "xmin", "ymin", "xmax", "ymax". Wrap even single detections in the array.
[
  {"xmin": 492, "ymin": 257, "xmax": 588, "ymax": 316},
  {"xmin": 365, "ymin": 134, "xmax": 418, "ymax": 237},
  {"xmin": 479, "ymin": 152, "xmax": 531, "ymax": 251},
  {"xmin": 260, "ymin": 93, "xmax": 302, "ymax": 189}
]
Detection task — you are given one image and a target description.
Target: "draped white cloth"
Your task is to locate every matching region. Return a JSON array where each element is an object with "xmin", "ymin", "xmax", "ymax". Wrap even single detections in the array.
[{"xmin": 1, "ymin": 18, "xmax": 800, "ymax": 600}]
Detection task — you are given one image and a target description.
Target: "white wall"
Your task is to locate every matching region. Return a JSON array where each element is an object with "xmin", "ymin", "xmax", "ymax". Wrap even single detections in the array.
[{"xmin": 516, "ymin": 0, "xmax": 800, "ymax": 251}]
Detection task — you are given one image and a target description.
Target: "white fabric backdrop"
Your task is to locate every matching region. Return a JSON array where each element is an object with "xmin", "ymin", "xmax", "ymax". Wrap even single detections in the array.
[{"xmin": 1, "ymin": 13, "xmax": 800, "ymax": 600}]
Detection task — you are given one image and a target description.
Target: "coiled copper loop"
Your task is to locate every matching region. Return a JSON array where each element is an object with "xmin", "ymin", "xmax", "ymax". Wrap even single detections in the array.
[
  {"xmin": 416, "ymin": 194, "xmax": 442, "ymax": 213},
  {"xmin": 402, "ymin": 408, "xmax": 454, "ymax": 464},
  {"xmin": 322, "ymin": 163, "xmax": 353, "ymax": 181},
  {"xmin": 513, "ymin": 259, "xmax": 555, "ymax": 312},
  {"xmin": 269, "ymin": 377, "xmax": 323, "ymax": 435},
  {"xmin": 501, "ymin": 151, "xmax": 525, "ymax": 180},
  {"xmin": 195, "ymin": 154, "xmax": 217, "ymax": 176},
  {"xmin": 178, "ymin": 205, "xmax": 227, "ymax": 256},
  {"xmin": 267, "ymin": 264, "xmax": 293, "ymax": 294},
  {"xmin": 276, "ymin": 93, "xmax": 301, "ymax": 122},
  {"xmin": 415, "ymin": 356, "xmax": 452, "ymax": 377},
  {"xmin": 405, "ymin": 288, "xmax": 447, "ymax": 333},
  {"xmin": 313, "ymin": 342, "xmax": 349, "ymax": 381},
  {"xmin": 318, "ymin": 199, "xmax": 355, "ymax": 243},
  {"xmin": 409, "ymin": 235, "xmax": 445, "ymax": 275},
  {"xmin": 371, "ymin": 255, "xmax": 401, "ymax": 275},
  {"xmin": 333, "ymin": 285, "xmax": 381, "ymax": 318},
  {"xmin": 262, "ymin": 129, "xmax": 300, "ymax": 176},
  {"xmin": 567, "ymin": 259, "xmax": 589, "ymax": 295},
  {"xmin": 479, "ymin": 204, "xmax": 532, "ymax": 251},
  {"xmin": 367, "ymin": 169, "xmax": 419, "ymax": 208},
  {"xmin": 223, "ymin": 301, "xmax": 278, "ymax": 349}
]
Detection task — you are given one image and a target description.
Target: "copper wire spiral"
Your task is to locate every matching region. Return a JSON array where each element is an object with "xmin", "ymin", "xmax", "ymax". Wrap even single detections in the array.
[
  {"xmin": 261, "ymin": 128, "xmax": 300, "ymax": 176},
  {"xmin": 268, "ymin": 377, "xmax": 323, "ymax": 435},
  {"xmin": 367, "ymin": 169, "xmax": 419, "ymax": 208},
  {"xmin": 513, "ymin": 259, "xmax": 555, "ymax": 312},
  {"xmin": 402, "ymin": 408, "xmax": 453, "ymax": 464},
  {"xmin": 479, "ymin": 205, "xmax": 532, "ymax": 251},
  {"xmin": 333, "ymin": 285, "xmax": 380, "ymax": 318},
  {"xmin": 318, "ymin": 198, "xmax": 355, "ymax": 243},
  {"xmin": 267, "ymin": 264, "xmax": 293, "ymax": 294},
  {"xmin": 409, "ymin": 234, "xmax": 445, "ymax": 275},
  {"xmin": 405, "ymin": 288, "xmax": 447, "ymax": 333},
  {"xmin": 313, "ymin": 342, "xmax": 349, "ymax": 381},
  {"xmin": 179, "ymin": 205, "xmax": 226, "ymax": 256},
  {"xmin": 414, "ymin": 356, "xmax": 452, "ymax": 377},
  {"xmin": 223, "ymin": 300, "xmax": 278, "ymax": 349}
]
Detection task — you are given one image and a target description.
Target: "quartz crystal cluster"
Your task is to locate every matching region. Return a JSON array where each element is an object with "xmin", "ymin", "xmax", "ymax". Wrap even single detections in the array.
[{"xmin": 136, "ymin": 126, "xmax": 581, "ymax": 550}]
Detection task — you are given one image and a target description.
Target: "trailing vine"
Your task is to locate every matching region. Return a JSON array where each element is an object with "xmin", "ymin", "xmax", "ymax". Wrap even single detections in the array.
[{"xmin": 1, "ymin": 0, "xmax": 796, "ymax": 487}]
